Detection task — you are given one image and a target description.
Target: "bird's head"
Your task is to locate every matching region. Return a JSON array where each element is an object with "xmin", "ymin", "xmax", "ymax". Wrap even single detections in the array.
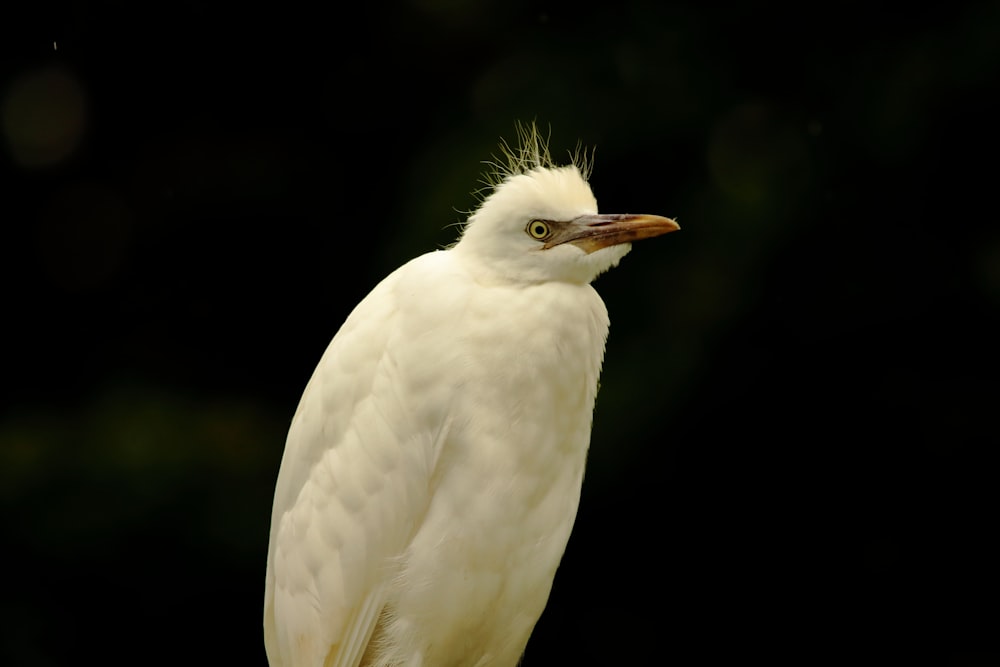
[{"xmin": 454, "ymin": 125, "xmax": 679, "ymax": 285}]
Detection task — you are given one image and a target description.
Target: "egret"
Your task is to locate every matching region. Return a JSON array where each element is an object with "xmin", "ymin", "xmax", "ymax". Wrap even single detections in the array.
[{"xmin": 263, "ymin": 124, "xmax": 679, "ymax": 667}]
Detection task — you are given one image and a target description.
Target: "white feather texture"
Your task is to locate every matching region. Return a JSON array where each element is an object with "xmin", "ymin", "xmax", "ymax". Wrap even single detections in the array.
[{"xmin": 264, "ymin": 124, "xmax": 656, "ymax": 667}]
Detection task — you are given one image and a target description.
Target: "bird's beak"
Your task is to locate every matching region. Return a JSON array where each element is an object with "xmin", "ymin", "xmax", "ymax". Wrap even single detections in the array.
[{"xmin": 543, "ymin": 214, "xmax": 680, "ymax": 254}]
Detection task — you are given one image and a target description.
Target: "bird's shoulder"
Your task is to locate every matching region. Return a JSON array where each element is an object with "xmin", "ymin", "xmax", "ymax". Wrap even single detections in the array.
[
  {"xmin": 264, "ymin": 251, "xmax": 464, "ymax": 667},
  {"xmin": 269, "ymin": 250, "xmax": 459, "ymax": 497}
]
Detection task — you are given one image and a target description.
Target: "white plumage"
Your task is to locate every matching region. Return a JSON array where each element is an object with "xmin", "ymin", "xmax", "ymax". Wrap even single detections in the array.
[{"xmin": 263, "ymin": 125, "xmax": 678, "ymax": 667}]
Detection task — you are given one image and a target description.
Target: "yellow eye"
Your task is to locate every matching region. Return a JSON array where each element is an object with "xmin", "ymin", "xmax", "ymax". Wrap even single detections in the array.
[{"xmin": 526, "ymin": 220, "xmax": 551, "ymax": 240}]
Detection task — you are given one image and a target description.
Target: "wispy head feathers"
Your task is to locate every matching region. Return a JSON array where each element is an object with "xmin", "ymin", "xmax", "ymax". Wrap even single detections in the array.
[{"xmin": 476, "ymin": 122, "xmax": 594, "ymax": 200}]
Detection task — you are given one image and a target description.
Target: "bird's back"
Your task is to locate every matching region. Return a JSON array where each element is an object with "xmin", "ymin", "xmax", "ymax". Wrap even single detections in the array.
[{"xmin": 264, "ymin": 248, "xmax": 610, "ymax": 667}]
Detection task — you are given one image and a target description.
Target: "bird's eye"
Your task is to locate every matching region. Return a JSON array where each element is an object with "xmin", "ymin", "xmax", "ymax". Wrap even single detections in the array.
[{"xmin": 526, "ymin": 220, "xmax": 551, "ymax": 240}]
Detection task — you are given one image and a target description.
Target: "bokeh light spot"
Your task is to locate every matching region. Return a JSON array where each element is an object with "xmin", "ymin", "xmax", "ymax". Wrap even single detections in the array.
[
  {"xmin": 1, "ymin": 65, "xmax": 88, "ymax": 168},
  {"xmin": 708, "ymin": 102, "xmax": 809, "ymax": 206}
]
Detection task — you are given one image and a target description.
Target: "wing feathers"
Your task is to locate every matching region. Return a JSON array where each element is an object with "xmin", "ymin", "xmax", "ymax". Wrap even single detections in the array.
[
  {"xmin": 327, "ymin": 584, "xmax": 388, "ymax": 667},
  {"xmin": 265, "ymin": 253, "xmax": 462, "ymax": 667}
]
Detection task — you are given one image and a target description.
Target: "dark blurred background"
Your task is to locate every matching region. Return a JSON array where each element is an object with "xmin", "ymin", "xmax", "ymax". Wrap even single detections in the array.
[{"xmin": 2, "ymin": 1, "xmax": 999, "ymax": 665}]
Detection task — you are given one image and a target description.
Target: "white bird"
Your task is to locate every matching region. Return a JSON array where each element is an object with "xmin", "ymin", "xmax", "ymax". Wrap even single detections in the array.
[{"xmin": 263, "ymin": 124, "xmax": 679, "ymax": 667}]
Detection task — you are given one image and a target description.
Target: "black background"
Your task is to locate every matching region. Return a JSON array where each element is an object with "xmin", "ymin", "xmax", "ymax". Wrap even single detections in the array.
[{"xmin": 2, "ymin": 2, "xmax": 998, "ymax": 665}]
